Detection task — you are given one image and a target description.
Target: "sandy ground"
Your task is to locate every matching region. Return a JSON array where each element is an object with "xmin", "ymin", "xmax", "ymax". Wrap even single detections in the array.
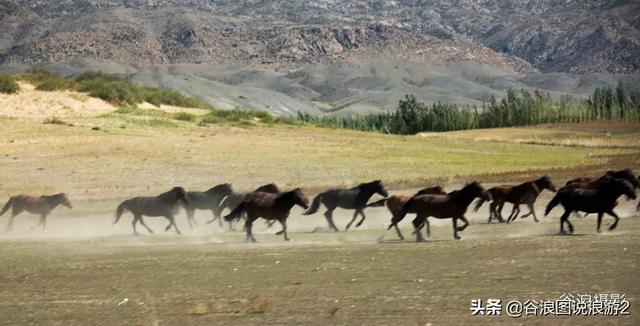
[{"xmin": 0, "ymin": 83, "xmax": 115, "ymax": 118}]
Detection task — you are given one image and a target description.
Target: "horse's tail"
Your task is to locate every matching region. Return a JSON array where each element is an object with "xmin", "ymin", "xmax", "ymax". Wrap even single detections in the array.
[
  {"xmin": 545, "ymin": 193, "xmax": 561, "ymax": 216},
  {"xmin": 473, "ymin": 197, "xmax": 487, "ymax": 212},
  {"xmin": 114, "ymin": 200, "xmax": 128, "ymax": 224},
  {"xmin": 224, "ymin": 202, "xmax": 245, "ymax": 222},
  {"xmin": 0, "ymin": 197, "xmax": 13, "ymax": 216},
  {"xmin": 366, "ymin": 198, "xmax": 387, "ymax": 208},
  {"xmin": 389, "ymin": 197, "xmax": 414, "ymax": 230},
  {"xmin": 302, "ymin": 193, "xmax": 323, "ymax": 215}
]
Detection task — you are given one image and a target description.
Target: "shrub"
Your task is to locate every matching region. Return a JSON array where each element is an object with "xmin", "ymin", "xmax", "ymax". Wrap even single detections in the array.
[
  {"xmin": 0, "ymin": 73, "xmax": 20, "ymax": 94},
  {"xmin": 21, "ymin": 68, "xmax": 77, "ymax": 91},
  {"xmin": 78, "ymin": 79, "xmax": 142, "ymax": 105},
  {"xmin": 173, "ymin": 112, "xmax": 196, "ymax": 121}
]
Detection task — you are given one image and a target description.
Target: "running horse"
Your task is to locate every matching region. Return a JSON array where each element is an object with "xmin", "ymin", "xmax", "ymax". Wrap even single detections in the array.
[
  {"xmin": 182, "ymin": 183, "xmax": 233, "ymax": 229},
  {"xmin": 209, "ymin": 183, "xmax": 280, "ymax": 229},
  {"xmin": 563, "ymin": 169, "xmax": 639, "ymax": 218},
  {"xmin": 393, "ymin": 182, "xmax": 491, "ymax": 241},
  {"xmin": 0, "ymin": 193, "xmax": 72, "ymax": 231},
  {"xmin": 223, "ymin": 188, "xmax": 309, "ymax": 242},
  {"xmin": 303, "ymin": 180, "xmax": 388, "ymax": 232},
  {"xmin": 474, "ymin": 176, "xmax": 557, "ymax": 224},
  {"xmin": 114, "ymin": 187, "xmax": 190, "ymax": 235},
  {"xmin": 367, "ymin": 185, "xmax": 446, "ymax": 240},
  {"xmin": 545, "ymin": 177, "xmax": 636, "ymax": 234}
]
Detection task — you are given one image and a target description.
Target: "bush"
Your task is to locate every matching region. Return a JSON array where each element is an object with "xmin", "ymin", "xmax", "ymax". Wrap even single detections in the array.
[
  {"xmin": 199, "ymin": 108, "xmax": 275, "ymax": 125},
  {"xmin": 78, "ymin": 79, "xmax": 142, "ymax": 105},
  {"xmin": 21, "ymin": 68, "xmax": 77, "ymax": 91},
  {"xmin": 173, "ymin": 112, "xmax": 196, "ymax": 121},
  {"xmin": 0, "ymin": 73, "xmax": 20, "ymax": 94}
]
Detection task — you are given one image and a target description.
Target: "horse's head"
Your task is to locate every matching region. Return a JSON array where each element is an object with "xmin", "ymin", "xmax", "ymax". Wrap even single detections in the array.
[
  {"xmin": 292, "ymin": 188, "xmax": 310, "ymax": 209},
  {"xmin": 466, "ymin": 182, "xmax": 491, "ymax": 201},
  {"xmin": 172, "ymin": 187, "xmax": 190, "ymax": 205},
  {"xmin": 615, "ymin": 179, "xmax": 637, "ymax": 200},
  {"xmin": 606, "ymin": 169, "xmax": 640, "ymax": 189},
  {"xmin": 371, "ymin": 180, "xmax": 389, "ymax": 197},
  {"xmin": 59, "ymin": 193, "xmax": 72, "ymax": 209},
  {"xmin": 537, "ymin": 176, "xmax": 557, "ymax": 192}
]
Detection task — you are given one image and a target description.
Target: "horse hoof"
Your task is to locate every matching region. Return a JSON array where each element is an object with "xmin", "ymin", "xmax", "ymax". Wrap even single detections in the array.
[
  {"xmin": 608, "ymin": 225, "xmax": 617, "ymax": 231},
  {"xmin": 275, "ymin": 230, "xmax": 284, "ymax": 235}
]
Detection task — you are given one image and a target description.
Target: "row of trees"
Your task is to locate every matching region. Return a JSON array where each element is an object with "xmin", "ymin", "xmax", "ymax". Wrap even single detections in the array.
[{"xmin": 297, "ymin": 85, "xmax": 640, "ymax": 135}]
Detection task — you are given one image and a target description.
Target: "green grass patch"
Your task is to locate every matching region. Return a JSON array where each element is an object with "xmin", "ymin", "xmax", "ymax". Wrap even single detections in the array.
[
  {"xmin": 0, "ymin": 73, "xmax": 20, "ymax": 94},
  {"xmin": 113, "ymin": 106, "xmax": 167, "ymax": 117},
  {"xmin": 172, "ymin": 112, "xmax": 196, "ymax": 121}
]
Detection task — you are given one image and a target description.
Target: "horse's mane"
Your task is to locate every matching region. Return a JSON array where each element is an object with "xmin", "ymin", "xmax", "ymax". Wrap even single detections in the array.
[
  {"xmin": 353, "ymin": 180, "xmax": 380, "ymax": 190},
  {"xmin": 158, "ymin": 188, "xmax": 183, "ymax": 203},
  {"xmin": 255, "ymin": 183, "xmax": 280, "ymax": 193},
  {"xmin": 207, "ymin": 183, "xmax": 231, "ymax": 193}
]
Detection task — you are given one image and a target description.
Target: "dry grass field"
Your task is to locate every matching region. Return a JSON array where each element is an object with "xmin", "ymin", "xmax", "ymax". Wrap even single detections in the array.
[{"xmin": 0, "ymin": 96, "xmax": 639, "ymax": 325}]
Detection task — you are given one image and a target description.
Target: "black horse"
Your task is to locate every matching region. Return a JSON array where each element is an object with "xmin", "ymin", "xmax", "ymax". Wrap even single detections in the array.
[
  {"xmin": 114, "ymin": 187, "xmax": 190, "ymax": 235},
  {"xmin": 209, "ymin": 183, "xmax": 280, "ymax": 229},
  {"xmin": 545, "ymin": 178, "xmax": 636, "ymax": 235},
  {"xmin": 183, "ymin": 183, "xmax": 233, "ymax": 229},
  {"xmin": 303, "ymin": 180, "xmax": 388, "ymax": 231}
]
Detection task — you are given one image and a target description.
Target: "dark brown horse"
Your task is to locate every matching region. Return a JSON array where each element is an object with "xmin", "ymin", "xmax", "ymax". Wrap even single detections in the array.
[
  {"xmin": 545, "ymin": 177, "xmax": 636, "ymax": 234},
  {"xmin": 393, "ymin": 182, "xmax": 491, "ymax": 241},
  {"xmin": 474, "ymin": 176, "xmax": 556, "ymax": 224},
  {"xmin": 224, "ymin": 188, "xmax": 309, "ymax": 242},
  {"xmin": 367, "ymin": 186, "xmax": 446, "ymax": 240},
  {"xmin": 0, "ymin": 193, "xmax": 72, "ymax": 231},
  {"xmin": 303, "ymin": 180, "xmax": 388, "ymax": 232},
  {"xmin": 208, "ymin": 183, "xmax": 280, "ymax": 229},
  {"xmin": 114, "ymin": 187, "xmax": 190, "ymax": 235},
  {"xmin": 183, "ymin": 183, "xmax": 233, "ymax": 229},
  {"xmin": 563, "ymin": 169, "xmax": 639, "ymax": 218}
]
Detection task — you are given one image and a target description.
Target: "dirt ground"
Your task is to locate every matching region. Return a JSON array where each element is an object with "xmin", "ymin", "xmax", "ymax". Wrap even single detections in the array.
[{"xmin": 0, "ymin": 191, "xmax": 638, "ymax": 325}]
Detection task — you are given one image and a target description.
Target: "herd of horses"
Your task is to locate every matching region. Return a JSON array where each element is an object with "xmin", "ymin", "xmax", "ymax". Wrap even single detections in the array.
[{"xmin": 0, "ymin": 169, "xmax": 639, "ymax": 242}]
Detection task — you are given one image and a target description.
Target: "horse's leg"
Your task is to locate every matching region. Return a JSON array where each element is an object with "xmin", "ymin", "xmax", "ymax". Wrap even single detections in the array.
[
  {"xmin": 278, "ymin": 219, "xmax": 289, "ymax": 241},
  {"xmin": 132, "ymin": 215, "xmax": 141, "ymax": 236},
  {"xmin": 186, "ymin": 208, "xmax": 196, "ymax": 229},
  {"xmin": 528, "ymin": 202, "xmax": 538, "ymax": 222},
  {"xmin": 456, "ymin": 216, "xmax": 470, "ymax": 232},
  {"xmin": 39, "ymin": 213, "xmax": 48, "ymax": 231},
  {"xmin": 324, "ymin": 208, "xmax": 339, "ymax": 232},
  {"xmin": 138, "ymin": 216, "xmax": 154, "ymax": 234},
  {"xmin": 355, "ymin": 209, "xmax": 366, "ymax": 228},
  {"xmin": 487, "ymin": 202, "xmax": 495, "ymax": 223},
  {"xmin": 607, "ymin": 210, "xmax": 620, "ymax": 231},
  {"xmin": 345, "ymin": 210, "xmax": 359, "ymax": 231},
  {"xmin": 496, "ymin": 203, "xmax": 506, "ymax": 223},
  {"xmin": 425, "ymin": 217, "xmax": 431, "ymax": 238},
  {"xmin": 5, "ymin": 207, "xmax": 23, "ymax": 232},
  {"xmin": 506, "ymin": 205, "xmax": 518, "ymax": 223},
  {"xmin": 171, "ymin": 214, "xmax": 182, "ymax": 235},
  {"xmin": 213, "ymin": 206, "xmax": 223, "ymax": 227},
  {"xmin": 559, "ymin": 210, "xmax": 573, "ymax": 235},
  {"xmin": 596, "ymin": 212, "xmax": 604, "ymax": 233},
  {"xmin": 393, "ymin": 219, "xmax": 405, "ymax": 241},
  {"xmin": 452, "ymin": 217, "xmax": 461, "ymax": 240},
  {"xmin": 412, "ymin": 214, "xmax": 426, "ymax": 242},
  {"xmin": 245, "ymin": 215, "xmax": 257, "ymax": 242}
]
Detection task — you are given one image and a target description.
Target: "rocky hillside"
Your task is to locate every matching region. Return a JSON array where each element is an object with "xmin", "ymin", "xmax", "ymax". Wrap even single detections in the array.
[{"xmin": 1, "ymin": 0, "xmax": 639, "ymax": 114}]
